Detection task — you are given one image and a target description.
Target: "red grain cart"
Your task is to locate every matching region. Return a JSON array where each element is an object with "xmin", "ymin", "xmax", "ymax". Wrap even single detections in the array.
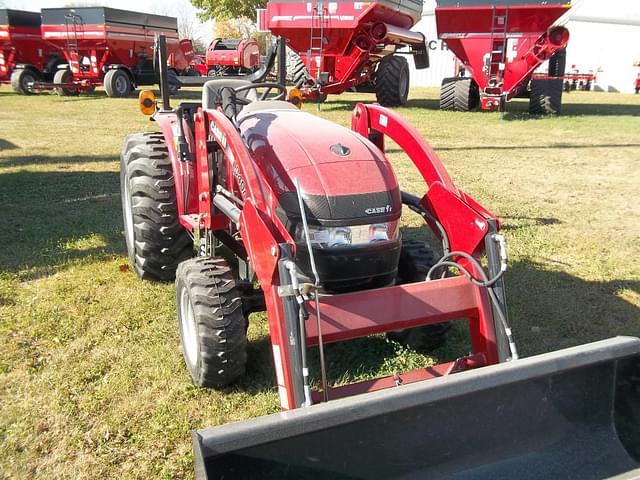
[
  {"xmin": 205, "ymin": 38, "xmax": 260, "ymax": 77},
  {"xmin": 261, "ymin": 0, "xmax": 429, "ymax": 106},
  {"xmin": 0, "ymin": 9, "xmax": 63, "ymax": 94},
  {"xmin": 436, "ymin": 0, "xmax": 572, "ymax": 113},
  {"xmin": 29, "ymin": 7, "xmax": 192, "ymax": 97}
]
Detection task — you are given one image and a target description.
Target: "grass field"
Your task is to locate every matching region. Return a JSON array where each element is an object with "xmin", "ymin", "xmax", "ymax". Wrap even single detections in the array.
[{"xmin": 1, "ymin": 85, "xmax": 639, "ymax": 479}]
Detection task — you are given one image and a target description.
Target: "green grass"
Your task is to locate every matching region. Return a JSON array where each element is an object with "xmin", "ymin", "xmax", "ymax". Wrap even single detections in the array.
[{"xmin": 1, "ymin": 86, "xmax": 639, "ymax": 478}]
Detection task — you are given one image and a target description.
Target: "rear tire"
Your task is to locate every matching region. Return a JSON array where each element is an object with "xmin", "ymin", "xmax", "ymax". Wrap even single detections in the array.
[
  {"xmin": 529, "ymin": 77, "xmax": 563, "ymax": 114},
  {"xmin": 440, "ymin": 77, "xmax": 457, "ymax": 110},
  {"xmin": 387, "ymin": 239, "xmax": 451, "ymax": 352},
  {"xmin": 176, "ymin": 257, "xmax": 248, "ymax": 388},
  {"xmin": 375, "ymin": 55, "xmax": 410, "ymax": 107},
  {"xmin": 53, "ymin": 69, "xmax": 77, "ymax": 96},
  {"xmin": 104, "ymin": 69, "xmax": 132, "ymax": 98},
  {"xmin": 453, "ymin": 78, "xmax": 479, "ymax": 111},
  {"xmin": 120, "ymin": 132, "xmax": 192, "ymax": 281},
  {"xmin": 10, "ymin": 68, "xmax": 38, "ymax": 95}
]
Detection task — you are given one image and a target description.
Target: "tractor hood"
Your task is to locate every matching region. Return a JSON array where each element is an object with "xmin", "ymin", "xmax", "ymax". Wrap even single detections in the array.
[{"xmin": 240, "ymin": 107, "xmax": 401, "ymax": 226}]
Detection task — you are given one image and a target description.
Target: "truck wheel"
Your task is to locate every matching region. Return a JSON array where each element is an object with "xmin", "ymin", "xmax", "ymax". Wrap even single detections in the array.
[
  {"xmin": 387, "ymin": 239, "xmax": 451, "ymax": 352},
  {"xmin": 10, "ymin": 68, "xmax": 38, "ymax": 95},
  {"xmin": 440, "ymin": 77, "xmax": 457, "ymax": 110},
  {"xmin": 176, "ymin": 257, "xmax": 248, "ymax": 388},
  {"xmin": 120, "ymin": 132, "xmax": 192, "ymax": 281},
  {"xmin": 453, "ymin": 78, "xmax": 480, "ymax": 111},
  {"xmin": 375, "ymin": 55, "xmax": 410, "ymax": 107},
  {"xmin": 104, "ymin": 69, "xmax": 131, "ymax": 98},
  {"xmin": 54, "ymin": 69, "xmax": 77, "ymax": 96},
  {"xmin": 529, "ymin": 77, "xmax": 563, "ymax": 114}
]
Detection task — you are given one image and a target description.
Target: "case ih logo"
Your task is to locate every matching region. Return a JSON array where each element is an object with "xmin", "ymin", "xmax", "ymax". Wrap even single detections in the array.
[{"xmin": 365, "ymin": 205, "xmax": 392, "ymax": 215}]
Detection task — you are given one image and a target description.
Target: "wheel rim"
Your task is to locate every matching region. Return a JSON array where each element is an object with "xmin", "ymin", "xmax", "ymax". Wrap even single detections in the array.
[
  {"xmin": 122, "ymin": 177, "xmax": 135, "ymax": 250},
  {"xmin": 115, "ymin": 74, "xmax": 128, "ymax": 94},
  {"xmin": 180, "ymin": 286, "xmax": 198, "ymax": 368},
  {"xmin": 22, "ymin": 73, "xmax": 36, "ymax": 91}
]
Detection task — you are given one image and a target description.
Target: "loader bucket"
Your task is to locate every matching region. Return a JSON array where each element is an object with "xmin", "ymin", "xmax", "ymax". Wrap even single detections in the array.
[{"xmin": 193, "ymin": 336, "xmax": 640, "ymax": 479}]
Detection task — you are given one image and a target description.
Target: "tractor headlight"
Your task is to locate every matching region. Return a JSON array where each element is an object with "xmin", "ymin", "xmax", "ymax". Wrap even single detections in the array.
[{"xmin": 295, "ymin": 221, "xmax": 399, "ymax": 248}]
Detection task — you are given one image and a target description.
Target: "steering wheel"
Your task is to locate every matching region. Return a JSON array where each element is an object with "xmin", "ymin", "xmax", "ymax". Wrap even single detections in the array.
[{"xmin": 232, "ymin": 82, "xmax": 287, "ymax": 105}]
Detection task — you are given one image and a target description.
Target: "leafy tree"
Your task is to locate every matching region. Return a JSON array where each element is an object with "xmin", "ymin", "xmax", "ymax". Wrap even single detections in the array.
[{"xmin": 190, "ymin": 0, "xmax": 266, "ymax": 22}]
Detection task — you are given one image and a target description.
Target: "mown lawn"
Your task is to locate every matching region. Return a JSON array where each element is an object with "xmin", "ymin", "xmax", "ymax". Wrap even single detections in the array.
[{"xmin": 1, "ymin": 85, "xmax": 639, "ymax": 478}]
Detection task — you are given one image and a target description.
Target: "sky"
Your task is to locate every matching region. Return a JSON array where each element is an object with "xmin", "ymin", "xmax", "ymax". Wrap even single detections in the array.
[{"xmin": 3, "ymin": 0, "xmax": 214, "ymax": 43}]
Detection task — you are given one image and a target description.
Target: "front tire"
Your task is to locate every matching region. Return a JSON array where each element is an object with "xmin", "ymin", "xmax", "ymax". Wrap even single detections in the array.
[
  {"xmin": 10, "ymin": 68, "xmax": 38, "ymax": 95},
  {"xmin": 375, "ymin": 55, "xmax": 410, "ymax": 107},
  {"xmin": 387, "ymin": 240, "xmax": 451, "ymax": 352},
  {"xmin": 176, "ymin": 257, "xmax": 248, "ymax": 387},
  {"xmin": 120, "ymin": 132, "xmax": 192, "ymax": 281}
]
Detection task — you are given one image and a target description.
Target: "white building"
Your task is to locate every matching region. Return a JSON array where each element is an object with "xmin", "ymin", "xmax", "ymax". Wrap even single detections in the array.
[{"xmin": 409, "ymin": 0, "xmax": 640, "ymax": 93}]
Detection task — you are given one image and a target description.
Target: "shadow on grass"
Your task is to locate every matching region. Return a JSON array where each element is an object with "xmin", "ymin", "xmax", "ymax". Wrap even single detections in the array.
[
  {"xmin": 0, "ymin": 139, "xmax": 19, "ymax": 151},
  {"xmin": 0, "ymin": 154, "xmax": 116, "ymax": 168},
  {"xmin": 0, "ymin": 168, "xmax": 124, "ymax": 277},
  {"xmin": 503, "ymin": 101, "xmax": 640, "ymax": 119}
]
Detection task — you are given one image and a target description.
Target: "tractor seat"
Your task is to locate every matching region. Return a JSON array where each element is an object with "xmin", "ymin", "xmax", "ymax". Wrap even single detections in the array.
[{"xmin": 202, "ymin": 78, "xmax": 257, "ymax": 110}]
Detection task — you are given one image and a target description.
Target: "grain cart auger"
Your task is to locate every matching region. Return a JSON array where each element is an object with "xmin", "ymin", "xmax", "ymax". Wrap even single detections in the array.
[
  {"xmin": 120, "ymin": 36, "xmax": 640, "ymax": 480},
  {"xmin": 435, "ymin": 0, "xmax": 573, "ymax": 113}
]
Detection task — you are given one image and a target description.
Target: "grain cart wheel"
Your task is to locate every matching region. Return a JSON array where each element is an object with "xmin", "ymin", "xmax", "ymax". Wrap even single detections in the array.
[
  {"xmin": 104, "ymin": 69, "xmax": 131, "ymax": 98},
  {"xmin": 529, "ymin": 77, "xmax": 563, "ymax": 114},
  {"xmin": 53, "ymin": 69, "xmax": 77, "ymax": 96},
  {"xmin": 11, "ymin": 68, "xmax": 38, "ymax": 95},
  {"xmin": 375, "ymin": 55, "xmax": 410, "ymax": 107},
  {"xmin": 176, "ymin": 257, "xmax": 248, "ymax": 388},
  {"xmin": 387, "ymin": 239, "xmax": 451, "ymax": 352},
  {"xmin": 290, "ymin": 52, "xmax": 313, "ymax": 88},
  {"xmin": 439, "ymin": 77, "xmax": 457, "ymax": 110},
  {"xmin": 548, "ymin": 48, "xmax": 567, "ymax": 78},
  {"xmin": 453, "ymin": 78, "xmax": 480, "ymax": 111},
  {"xmin": 120, "ymin": 132, "xmax": 192, "ymax": 281}
]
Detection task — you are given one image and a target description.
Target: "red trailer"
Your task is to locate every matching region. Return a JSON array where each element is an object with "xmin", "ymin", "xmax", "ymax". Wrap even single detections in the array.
[
  {"xmin": 0, "ymin": 9, "xmax": 63, "ymax": 94},
  {"xmin": 261, "ymin": 0, "xmax": 429, "ymax": 106},
  {"xmin": 435, "ymin": 0, "xmax": 572, "ymax": 113},
  {"xmin": 205, "ymin": 38, "xmax": 260, "ymax": 77},
  {"xmin": 21, "ymin": 7, "xmax": 192, "ymax": 97}
]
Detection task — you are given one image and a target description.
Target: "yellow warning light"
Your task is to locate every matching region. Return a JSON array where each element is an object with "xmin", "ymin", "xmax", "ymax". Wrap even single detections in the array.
[
  {"xmin": 288, "ymin": 88, "xmax": 303, "ymax": 109},
  {"xmin": 138, "ymin": 90, "xmax": 156, "ymax": 116}
]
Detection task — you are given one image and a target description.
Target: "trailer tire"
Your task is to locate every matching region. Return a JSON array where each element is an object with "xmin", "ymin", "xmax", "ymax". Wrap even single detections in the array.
[
  {"xmin": 529, "ymin": 77, "xmax": 563, "ymax": 115},
  {"xmin": 375, "ymin": 55, "xmax": 410, "ymax": 107},
  {"xmin": 440, "ymin": 77, "xmax": 457, "ymax": 110},
  {"xmin": 11, "ymin": 68, "xmax": 38, "ymax": 95},
  {"xmin": 120, "ymin": 132, "xmax": 192, "ymax": 282},
  {"xmin": 387, "ymin": 239, "xmax": 451, "ymax": 352},
  {"xmin": 453, "ymin": 78, "xmax": 479, "ymax": 111},
  {"xmin": 105, "ymin": 69, "xmax": 132, "ymax": 98},
  {"xmin": 548, "ymin": 48, "xmax": 566, "ymax": 78},
  {"xmin": 290, "ymin": 53, "xmax": 312, "ymax": 89},
  {"xmin": 176, "ymin": 257, "xmax": 248, "ymax": 388},
  {"xmin": 53, "ymin": 69, "xmax": 77, "ymax": 96}
]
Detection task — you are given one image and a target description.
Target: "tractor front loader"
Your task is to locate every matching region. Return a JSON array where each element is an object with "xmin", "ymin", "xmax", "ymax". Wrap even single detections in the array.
[{"xmin": 120, "ymin": 36, "xmax": 640, "ymax": 479}]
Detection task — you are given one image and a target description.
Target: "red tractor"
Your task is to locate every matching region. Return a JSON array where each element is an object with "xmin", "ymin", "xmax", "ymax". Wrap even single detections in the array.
[
  {"xmin": 120, "ymin": 37, "xmax": 640, "ymax": 478},
  {"xmin": 0, "ymin": 9, "xmax": 63, "ymax": 94},
  {"xmin": 17, "ymin": 7, "xmax": 194, "ymax": 97},
  {"xmin": 260, "ymin": 0, "xmax": 429, "ymax": 105},
  {"xmin": 205, "ymin": 38, "xmax": 260, "ymax": 77}
]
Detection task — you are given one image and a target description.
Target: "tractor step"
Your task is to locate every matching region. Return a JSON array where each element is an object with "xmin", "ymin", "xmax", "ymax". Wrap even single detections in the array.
[{"xmin": 193, "ymin": 336, "xmax": 640, "ymax": 479}]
